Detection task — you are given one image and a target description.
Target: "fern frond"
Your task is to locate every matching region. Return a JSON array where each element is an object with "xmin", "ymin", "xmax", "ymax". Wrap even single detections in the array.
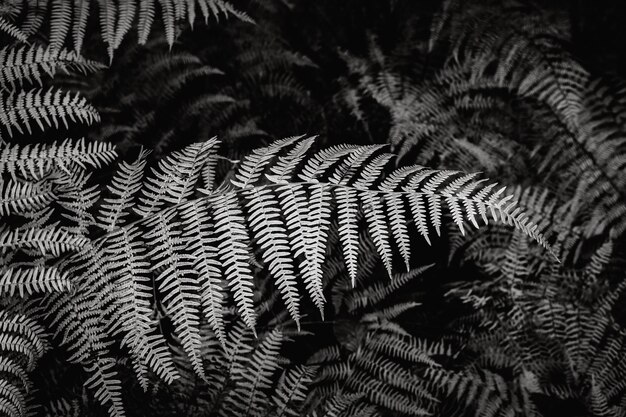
[
  {"xmin": 211, "ymin": 190, "xmax": 257, "ymax": 331},
  {"xmin": 231, "ymin": 135, "xmax": 303, "ymax": 189},
  {"xmin": 336, "ymin": 186, "xmax": 359, "ymax": 286},
  {"xmin": 0, "ymin": 45, "xmax": 104, "ymax": 89},
  {"xmin": 275, "ymin": 182, "xmax": 326, "ymax": 317},
  {"xmin": 0, "ymin": 310, "xmax": 47, "ymax": 417},
  {"xmin": 0, "ymin": 179, "xmax": 55, "ymax": 216},
  {"xmin": 83, "ymin": 136, "xmax": 553, "ymax": 346},
  {"xmin": 347, "ymin": 265, "xmax": 434, "ymax": 313},
  {"xmin": 106, "ymin": 225, "xmax": 179, "ymax": 386},
  {"xmin": 0, "ymin": 266, "xmax": 70, "ymax": 297},
  {"xmin": 72, "ymin": 0, "xmax": 91, "ymax": 52},
  {"xmin": 246, "ymin": 187, "xmax": 301, "ymax": 328},
  {"xmin": 97, "ymin": 149, "xmax": 149, "ymax": 231},
  {"xmin": 0, "ymin": 17, "xmax": 27, "ymax": 42},
  {"xmin": 135, "ymin": 139, "xmax": 215, "ymax": 217},
  {"xmin": 50, "ymin": 0, "xmax": 73, "ymax": 50},
  {"xmin": 221, "ymin": 329, "xmax": 283, "ymax": 416},
  {"xmin": 0, "ymin": 89, "xmax": 99, "ymax": 137},
  {"xmin": 114, "ymin": 1, "xmax": 136, "ymax": 50},
  {"xmin": 179, "ymin": 199, "xmax": 227, "ymax": 346},
  {"xmin": 273, "ymin": 365, "xmax": 317, "ymax": 417},
  {"xmin": 84, "ymin": 357, "xmax": 125, "ymax": 417},
  {"xmin": 0, "ymin": 227, "xmax": 88, "ymax": 256},
  {"xmin": 0, "ymin": 138, "xmax": 116, "ymax": 180},
  {"xmin": 144, "ymin": 211, "xmax": 204, "ymax": 380},
  {"xmin": 302, "ymin": 183, "xmax": 331, "ymax": 316}
]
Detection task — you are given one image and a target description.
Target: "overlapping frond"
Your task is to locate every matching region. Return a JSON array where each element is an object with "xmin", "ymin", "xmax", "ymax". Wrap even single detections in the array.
[
  {"xmin": 0, "ymin": 134, "xmax": 555, "ymax": 417},
  {"xmin": 0, "ymin": 308, "xmax": 48, "ymax": 417},
  {"xmin": 0, "ymin": 138, "xmax": 116, "ymax": 180},
  {"xmin": 0, "ymin": 89, "xmax": 99, "ymax": 138},
  {"xmin": 0, "ymin": 45, "xmax": 104, "ymax": 89},
  {"xmin": 4, "ymin": 0, "xmax": 252, "ymax": 59}
]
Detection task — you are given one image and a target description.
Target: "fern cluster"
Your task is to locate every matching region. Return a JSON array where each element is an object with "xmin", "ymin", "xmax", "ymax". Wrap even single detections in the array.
[{"xmin": 1, "ymin": 0, "xmax": 625, "ymax": 416}]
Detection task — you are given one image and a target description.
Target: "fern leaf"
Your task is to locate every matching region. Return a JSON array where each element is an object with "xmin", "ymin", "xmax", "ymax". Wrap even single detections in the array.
[
  {"xmin": 303, "ymin": 183, "xmax": 331, "ymax": 316},
  {"xmin": 72, "ymin": 0, "xmax": 91, "ymax": 52},
  {"xmin": 211, "ymin": 191, "xmax": 257, "ymax": 331},
  {"xmin": 84, "ymin": 358, "xmax": 125, "ymax": 417},
  {"xmin": 0, "ymin": 310, "xmax": 47, "ymax": 417},
  {"xmin": 0, "ymin": 227, "xmax": 88, "ymax": 256},
  {"xmin": 352, "ymin": 154, "xmax": 394, "ymax": 190},
  {"xmin": 97, "ymin": 149, "xmax": 149, "ymax": 231},
  {"xmin": 231, "ymin": 135, "xmax": 303, "ymax": 189},
  {"xmin": 106, "ymin": 225, "xmax": 179, "ymax": 386},
  {"xmin": 348, "ymin": 265, "xmax": 434, "ymax": 313},
  {"xmin": 144, "ymin": 211, "xmax": 204, "ymax": 380},
  {"xmin": 158, "ymin": 0, "xmax": 176, "ymax": 47},
  {"xmin": 113, "ymin": 1, "xmax": 136, "ymax": 49},
  {"xmin": 407, "ymin": 194, "xmax": 431, "ymax": 246},
  {"xmin": 50, "ymin": 0, "xmax": 72, "ymax": 50},
  {"xmin": 0, "ymin": 17, "xmax": 28, "ymax": 42},
  {"xmin": 298, "ymin": 144, "xmax": 360, "ymax": 182},
  {"xmin": 0, "ymin": 138, "xmax": 116, "ymax": 180},
  {"xmin": 180, "ymin": 199, "xmax": 227, "ymax": 345},
  {"xmin": 275, "ymin": 183, "xmax": 324, "ymax": 315},
  {"xmin": 0, "ymin": 89, "xmax": 99, "ymax": 137},
  {"xmin": 0, "ymin": 45, "xmax": 104, "ymax": 89},
  {"xmin": 53, "ymin": 169, "xmax": 101, "ymax": 234},
  {"xmin": 0, "ymin": 266, "xmax": 70, "ymax": 297},
  {"xmin": 0, "ymin": 180, "xmax": 55, "ymax": 216},
  {"xmin": 97, "ymin": 0, "xmax": 117, "ymax": 60},
  {"xmin": 360, "ymin": 190, "xmax": 393, "ymax": 277},
  {"xmin": 384, "ymin": 193, "xmax": 411, "ymax": 270},
  {"xmin": 137, "ymin": 0, "xmax": 157, "ymax": 44},
  {"xmin": 135, "ymin": 140, "xmax": 214, "ymax": 217},
  {"xmin": 336, "ymin": 186, "xmax": 359, "ymax": 286},
  {"xmin": 221, "ymin": 329, "xmax": 283, "ymax": 416},
  {"xmin": 199, "ymin": 0, "xmax": 254, "ymax": 24},
  {"xmin": 266, "ymin": 136, "xmax": 316, "ymax": 184},
  {"xmin": 330, "ymin": 145, "xmax": 386, "ymax": 186},
  {"xmin": 246, "ymin": 187, "xmax": 301, "ymax": 327},
  {"xmin": 273, "ymin": 365, "xmax": 317, "ymax": 417}
]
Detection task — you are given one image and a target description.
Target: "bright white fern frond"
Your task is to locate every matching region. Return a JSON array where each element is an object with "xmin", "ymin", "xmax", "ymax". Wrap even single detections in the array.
[
  {"xmin": 0, "ymin": 227, "xmax": 88, "ymax": 257},
  {"xmin": 135, "ymin": 139, "xmax": 216, "ymax": 217},
  {"xmin": 36, "ymin": 136, "xmax": 555, "ymax": 417},
  {"xmin": 0, "ymin": 266, "xmax": 70, "ymax": 297},
  {"xmin": 180, "ymin": 199, "xmax": 226, "ymax": 345},
  {"xmin": 231, "ymin": 135, "xmax": 304, "ymax": 189},
  {"xmin": 0, "ymin": 138, "xmax": 116, "ymax": 180},
  {"xmin": 144, "ymin": 211, "xmax": 205, "ymax": 380},
  {"xmin": 0, "ymin": 44, "xmax": 104, "ymax": 89},
  {"xmin": 84, "ymin": 357, "xmax": 125, "ymax": 417},
  {"xmin": 0, "ymin": 88, "xmax": 100, "ymax": 137},
  {"xmin": 245, "ymin": 187, "xmax": 301, "ymax": 327},
  {"xmin": 84, "ymin": 136, "xmax": 554, "ymax": 347},
  {"xmin": 210, "ymin": 190, "xmax": 257, "ymax": 331},
  {"xmin": 0, "ymin": 179, "xmax": 55, "ymax": 216},
  {"xmin": 97, "ymin": 148, "xmax": 149, "ymax": 231}
]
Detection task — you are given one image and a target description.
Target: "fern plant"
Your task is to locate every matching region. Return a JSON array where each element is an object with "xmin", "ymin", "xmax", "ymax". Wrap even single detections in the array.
[
  {"xmin": 3, "ymin": 0, "xmax": 626, "ymax": 416},
  {"xmin": 1, "ymin": 120, "xmax": 551, "ymax": 415}
]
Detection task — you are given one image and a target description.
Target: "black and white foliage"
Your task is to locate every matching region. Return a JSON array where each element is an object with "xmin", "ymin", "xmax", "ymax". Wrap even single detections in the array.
[{"xmin": 1, "ymin": 1, "xmax": 625, "ymax": 416}]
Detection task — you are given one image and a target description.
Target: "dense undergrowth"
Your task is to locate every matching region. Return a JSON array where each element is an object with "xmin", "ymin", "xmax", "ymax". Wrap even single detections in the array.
[{"xmin": 1, "ymin": 1, "xmax": 626, "ymax": 416}]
